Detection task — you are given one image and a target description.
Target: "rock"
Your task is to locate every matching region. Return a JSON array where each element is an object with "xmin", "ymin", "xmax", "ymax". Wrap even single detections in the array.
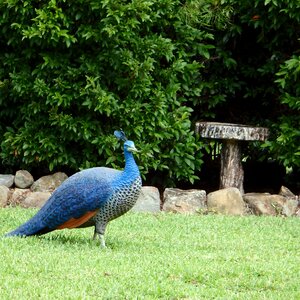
[
  {"xmin": 281, "ymin": 196, "xmax": 296, "ymax": 216},
  {"xmin": 14, "ymin": 170, "xmax": 34, "ymax": 188},
  {"xmin": 31, "ymin": 172, "xmax": 68, "ymax": 192},
  {"xmin": 207, "ymin": 187, "xmax": 247, "ymax": 215},
  {"xmin": 21, "ymin": 192, "xmax": 51, "ymax": 208},
  {"xmin": 279, "ymin": 186, "xmax": 297, "ymax": 199},
  {"xmin": 0, "ymin": 185, "xmax": 10, "ymax": 207},
  {"xmin": 162, "ymin": 188, "xmax": 206, "ymax": 214},
  {"xmin": 0, "ymin": 174, "xmax": 15, "ymax": 188},
  {"xmin": 9, "ymin": 188, "xmax": 31, "ymax": 207},
  {"xmin": 243, "ymin": 193, "xmax": 298, "ymax": 216},
  {"xmin": 132, "ymin": 186, "xmax": 161, "ymax": 212}
]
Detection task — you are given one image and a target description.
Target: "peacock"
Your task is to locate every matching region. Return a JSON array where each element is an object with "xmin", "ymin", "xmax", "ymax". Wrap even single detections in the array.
[{"xmin": 5, "ymin": 130, "xmax": 142, "ymax": 247}]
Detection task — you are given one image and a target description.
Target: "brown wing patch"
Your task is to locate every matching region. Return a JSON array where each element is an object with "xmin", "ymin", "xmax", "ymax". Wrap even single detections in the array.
[{"xmin": 57, "ymin": 211, "xmax": 97, "ymax": 229}]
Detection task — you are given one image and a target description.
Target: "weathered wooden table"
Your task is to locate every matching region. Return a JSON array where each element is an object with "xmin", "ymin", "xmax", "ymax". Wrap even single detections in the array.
[{"xmin": 195, "ymin": 122, "xmax": 269, "ymax": 194}]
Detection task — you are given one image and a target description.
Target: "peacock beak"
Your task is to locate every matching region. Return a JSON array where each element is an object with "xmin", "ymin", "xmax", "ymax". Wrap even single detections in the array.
[{"xmin": 128, "ymin": 146, "xmax": 139, "ymax": 153}]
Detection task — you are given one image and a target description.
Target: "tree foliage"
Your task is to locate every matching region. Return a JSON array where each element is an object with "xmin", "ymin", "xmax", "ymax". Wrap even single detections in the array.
[
  {"xmin": 0, "ymin": 0, "xmax": 233, "ymax": 185},
  {"xmin": 200, "ymin": 0, "xmax": 300, "ymax": 173},
  {"xmin": 0, "ymin": 0, "xmax": 299, "ymax": 187},
  {"xmin": 225, "ymin": 0, "xmax": 300, "ymax": 188},
  {"xmin": 267, "ymin": 56, "xmax": 300, "ymax": 168}
]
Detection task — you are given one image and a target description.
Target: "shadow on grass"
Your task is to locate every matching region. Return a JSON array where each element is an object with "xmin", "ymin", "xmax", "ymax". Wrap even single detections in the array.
[
  {"xmin": 41, "ymin": 233, "xmax": 95, "ymax": 244},
  {"xmin": 33, "ymin": 231, "xmax": 128, "ymax": 250},
  {"xmin": 2, "ymin": 229, "xmax": 132, "ymax": 251}
]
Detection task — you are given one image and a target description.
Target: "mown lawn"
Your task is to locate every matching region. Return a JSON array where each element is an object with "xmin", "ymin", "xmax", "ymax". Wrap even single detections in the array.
[{"xmin": 0, "ymin": 208, "xmax": 300, "ymax": 299}]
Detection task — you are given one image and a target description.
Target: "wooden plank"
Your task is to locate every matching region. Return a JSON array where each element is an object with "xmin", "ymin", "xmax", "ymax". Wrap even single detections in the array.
[{"xmin": 195, "ymin": 122, "xmax": 269, "ymax": 141}]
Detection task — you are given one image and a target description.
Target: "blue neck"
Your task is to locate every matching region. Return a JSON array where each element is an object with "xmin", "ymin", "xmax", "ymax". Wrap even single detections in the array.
[
  {"xmin": 123, "ymin": 150, "xmax": 140, "ymax": 177},
  {"xmin": 112, "ymin": 147, "xmax": 140, "ymax": 189}
]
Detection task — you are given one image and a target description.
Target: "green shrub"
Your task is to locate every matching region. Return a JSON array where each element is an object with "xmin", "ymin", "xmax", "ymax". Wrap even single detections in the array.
[
  {"xmin": 0, "ymin": 0, "xmax": 232, "ymax": 185},
  {"xmin": 1, "ymin": 0, "xmax": 299, "ymax": 187}
]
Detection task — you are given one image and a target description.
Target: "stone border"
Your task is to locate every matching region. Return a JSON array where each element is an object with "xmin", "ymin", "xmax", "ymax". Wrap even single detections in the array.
[{"xmin": 0, "ymin": 171, "xmax": 299, "ymax": 217}]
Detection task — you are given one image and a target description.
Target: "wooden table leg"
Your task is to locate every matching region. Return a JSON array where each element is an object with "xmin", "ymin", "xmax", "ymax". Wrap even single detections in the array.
[{"xmin": 220, "ymin": 140, "xmax": 244, "ymax": 194}]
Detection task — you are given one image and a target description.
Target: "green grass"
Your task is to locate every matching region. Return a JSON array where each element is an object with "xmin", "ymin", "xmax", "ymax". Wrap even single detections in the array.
[{"xmin": 1, "ymin": 208, "xmax": 300, "ymax": 299}]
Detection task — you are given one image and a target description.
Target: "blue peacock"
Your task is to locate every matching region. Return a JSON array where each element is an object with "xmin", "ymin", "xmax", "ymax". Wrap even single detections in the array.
[{"xmin": 5, "ymin": 131, "xmax": 142, "ymax": 247}]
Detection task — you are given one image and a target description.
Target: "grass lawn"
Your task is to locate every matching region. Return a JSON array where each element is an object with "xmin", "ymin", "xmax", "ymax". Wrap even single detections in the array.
[{"xmin": 0, "ymin": 208, "xmax": 300, "ymax": 299}]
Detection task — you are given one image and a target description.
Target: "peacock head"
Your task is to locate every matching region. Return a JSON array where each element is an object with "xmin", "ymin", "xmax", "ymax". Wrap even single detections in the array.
[
  {"xmin": 124, "ymin": 140, "xmax": 138, "ymax": 153},
  {"xmin": 114, "ymin": 130, "xmax": 138, "ymax": 153}
]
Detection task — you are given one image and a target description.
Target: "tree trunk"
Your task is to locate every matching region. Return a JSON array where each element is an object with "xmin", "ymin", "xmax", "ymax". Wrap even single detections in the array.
[{"xmin": 220, "ymin": 140, "xmax": 244, "ymax": 194}]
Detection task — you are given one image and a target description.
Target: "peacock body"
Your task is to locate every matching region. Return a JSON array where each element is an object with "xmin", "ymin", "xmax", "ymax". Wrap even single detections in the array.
[{"xmin": 5, "ymin": 131, "xmax": 141, "ymax": 247}]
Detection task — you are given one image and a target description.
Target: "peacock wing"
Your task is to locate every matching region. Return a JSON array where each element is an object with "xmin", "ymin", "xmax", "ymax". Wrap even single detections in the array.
[
  {"xmin": 37, "ymin": 167, "xmax": 121, "ymax": 231},
  {"xmin": 6, "ymin": 167, "xmax": 121, "ymax": 236}
]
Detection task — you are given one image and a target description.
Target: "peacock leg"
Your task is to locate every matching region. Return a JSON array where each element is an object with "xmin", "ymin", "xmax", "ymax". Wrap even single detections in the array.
[
  {"xmin": 92, "ymin": 231, "xmax": 106, "ymax": 247},
  {"xmin": 99, "ymin": 234, "xmax": 106, "ymax": 248},
  {"xmin": 93, "ymin": 225, "xmax": 107, "ymax": 248}
]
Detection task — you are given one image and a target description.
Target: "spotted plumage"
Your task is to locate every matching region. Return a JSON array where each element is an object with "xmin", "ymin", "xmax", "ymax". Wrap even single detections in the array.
[
  {"xmin": 87, "ymin": 177, "xmax": 142, "ymax": 238},
  {"xmin": 5, "ymin": 131, "xmax": 142, "ymax": 247}
]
